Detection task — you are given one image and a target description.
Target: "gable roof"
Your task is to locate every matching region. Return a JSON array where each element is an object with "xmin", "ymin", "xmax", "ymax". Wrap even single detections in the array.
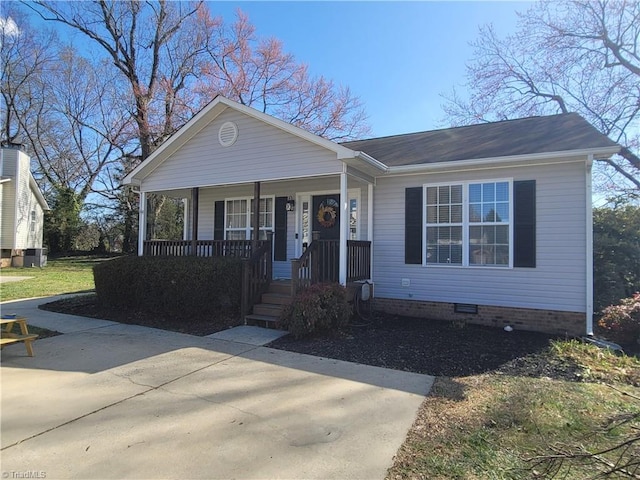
[
  {"xmin": 123, "ymin": 96, "xmax": 383, "ymax": 185},
  {"xmin": 341, "ymin": 113, "xmax": 620, "ymax": 167}
]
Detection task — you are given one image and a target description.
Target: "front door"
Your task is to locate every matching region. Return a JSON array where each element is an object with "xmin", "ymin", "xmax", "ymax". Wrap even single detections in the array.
[
  {"xmin": 311, "ymin": 194, "xmax": 340, "ymax": 281},
  {"xmin": 312, "ymin": 194, "xmax": 340, "ymax": 240}
]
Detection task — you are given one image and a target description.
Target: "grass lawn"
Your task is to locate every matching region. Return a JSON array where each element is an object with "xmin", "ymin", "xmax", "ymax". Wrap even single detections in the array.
[
  {"xmin": 1, "ymin": 255, "xmax": 115, "ymax": 301},
  {"xmin": 387, "ymin": 341, "xmax": 640, "ymax": 479}
]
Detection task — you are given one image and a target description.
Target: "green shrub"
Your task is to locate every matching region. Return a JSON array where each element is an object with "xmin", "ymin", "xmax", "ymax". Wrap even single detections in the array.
[
  {"xmin": 597, "ymin": 292, "xmax": 640, "ymax": 346},
  {"xmin": 279, "ymin": 283, "xmax": 351, "ymax": 338},
  {"xmin": 93, "ymin": 255, "xmax": 242, "ymax": 317}
]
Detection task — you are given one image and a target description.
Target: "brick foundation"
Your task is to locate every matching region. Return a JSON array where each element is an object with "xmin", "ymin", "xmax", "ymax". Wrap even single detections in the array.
[{"xmin": 373, "ymin": 297, "xmax": 586, "ymax": 336}]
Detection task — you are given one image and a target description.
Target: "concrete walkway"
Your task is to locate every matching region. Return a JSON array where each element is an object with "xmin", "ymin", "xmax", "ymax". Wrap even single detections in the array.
[
  {"xmin": 0, "ymin": 275, "xmax": 33, "ymax": 283},
  {"xmin": 1, "ymin": 296, "xmax": 434, "ymax": 479}
]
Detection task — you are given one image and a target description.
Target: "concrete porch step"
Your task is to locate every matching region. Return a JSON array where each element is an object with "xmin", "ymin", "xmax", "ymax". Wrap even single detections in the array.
[{"xmin": 245, "ymin": 314, "xmax": 279, "ymax": 329}]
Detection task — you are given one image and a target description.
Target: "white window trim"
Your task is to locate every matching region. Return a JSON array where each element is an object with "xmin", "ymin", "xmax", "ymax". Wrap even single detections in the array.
[
  {"xmin": 423, "ymin": 178, "xmax": 513, "ymax": 269},
  {"xmin": 224, "ymin": 195, "xmax": 275, "ymax": 240}
]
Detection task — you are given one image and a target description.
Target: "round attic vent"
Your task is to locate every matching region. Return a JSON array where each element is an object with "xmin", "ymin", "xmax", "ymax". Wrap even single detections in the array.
[{"xmin": 218, "ymin": 121, "xmax": 238, "ymax": 147}]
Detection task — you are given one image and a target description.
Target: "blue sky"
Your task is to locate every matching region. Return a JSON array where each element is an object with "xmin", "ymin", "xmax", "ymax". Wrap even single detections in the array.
[{"xmin": 211, "ymin": 1, "xmax": 532, "ymax": 138}]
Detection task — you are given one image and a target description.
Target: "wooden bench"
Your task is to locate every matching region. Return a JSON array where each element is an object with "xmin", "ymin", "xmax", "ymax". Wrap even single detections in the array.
[{"xmin": 1, "ymin": 317, "xmax": 38, "ymax": 357}]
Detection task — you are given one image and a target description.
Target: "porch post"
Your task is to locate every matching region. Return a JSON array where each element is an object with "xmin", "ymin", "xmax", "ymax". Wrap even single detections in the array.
[
  {"xmin": 183, "ymin": 197, "xmax": 189, "ymax": 240},
  {"xmin": 191, "ymin": 187, "xmax": 199, "ymax": 256},
  {"xmin": 137, "ymin": 191, "xmax": 147, "ymax": 256},
  {"xmin": 339, "ymin": 171, "xmax": 348, "ymax": 285},
  {"xmin": 252, "ymin": 181, "xmax": 261, "ymax": 253}
]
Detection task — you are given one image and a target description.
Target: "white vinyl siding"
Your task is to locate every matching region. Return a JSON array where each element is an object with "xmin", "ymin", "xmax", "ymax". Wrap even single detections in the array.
[
  {"xmin": 142, "ymin": 109, "xmax": 344, "ymax": 192},
  {"xmin": 1, "ymin": 149, "xmax": 45, "ymax": 250},
  {"xmin": 373, "ymin": 160, "xmax": 588, "ymax": 313}
]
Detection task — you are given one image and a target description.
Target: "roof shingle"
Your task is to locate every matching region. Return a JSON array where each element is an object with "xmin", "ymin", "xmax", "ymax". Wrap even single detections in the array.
[{"xmin": 340, "ymin": 113, "xmax": 618, "ymax": 167}]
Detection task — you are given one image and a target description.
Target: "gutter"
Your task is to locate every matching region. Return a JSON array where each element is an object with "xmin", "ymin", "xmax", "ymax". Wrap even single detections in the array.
[
  {"xmin": 384, "ymin": 146, "xmax": 621, "ymax": 175},
  {"xmin": 340, "ymin": 150, "xmax": 389, "ymax": 173}
]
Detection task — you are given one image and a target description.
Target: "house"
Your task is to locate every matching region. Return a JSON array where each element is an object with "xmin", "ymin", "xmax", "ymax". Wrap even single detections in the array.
[
  {"xmin": 0, "ymin": 144, "xmax": 50, "ymax": 268},
  {"xmin": 123, "ymin": 96, "xmax": 621, "ymax": 336}
]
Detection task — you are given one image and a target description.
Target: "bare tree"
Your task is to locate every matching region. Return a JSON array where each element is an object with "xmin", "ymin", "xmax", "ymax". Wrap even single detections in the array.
[
  {"xmin": 25, "ymin": 0, "xmax": 208, "ymax": 161},
  {"xmin": 1, "ymin": 8, "xmax": 57, "ymax": 144},
  {"xmin": 196, "ymin": 9, "xmax": 370, "ymax": 141},
  {"xmin": 25, "ymin": 0, "xmax": 210, "ymax": 250},
  {"xmin": 443, "ymin": 0, "xmax": 640, "ymax": 194},
  {"xmin": 18, "ymin": 2, "xmax": 371, "ymax": 249}
]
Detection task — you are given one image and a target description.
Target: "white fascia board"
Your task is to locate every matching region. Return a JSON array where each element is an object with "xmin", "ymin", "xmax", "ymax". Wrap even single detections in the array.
[
  {"xmin": 28, "ymin": 172, "xmax": 49, "ymax": 210},
  {"xmin": 139, "ymin": 172, "xmax": 343, "ymax": 194},
  {"xmin": 384, "ymin": 147, "xmax": 621, "ymax": 176}
]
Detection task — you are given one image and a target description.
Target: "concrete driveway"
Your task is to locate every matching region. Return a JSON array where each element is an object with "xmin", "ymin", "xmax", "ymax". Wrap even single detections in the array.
[{"xmin": 1, "ymin": 297, "xmax": 434, "ymax": 479}]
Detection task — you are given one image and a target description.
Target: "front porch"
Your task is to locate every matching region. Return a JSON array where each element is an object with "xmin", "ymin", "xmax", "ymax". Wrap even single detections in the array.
[
  {"xmin": 142, "ymin": 237, "xmax": 371, "ymax": 327},
  {"xmin": 124, "ymin": 96, "xmax": 385, "ymax": 324}
]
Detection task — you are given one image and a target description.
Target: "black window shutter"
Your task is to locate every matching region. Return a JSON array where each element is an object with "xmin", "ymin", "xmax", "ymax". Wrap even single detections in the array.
[
  {"xmin": 214, "ymin": 201, "xmax": 225, "ymax": 240},
  {"xmin": 405, "ymin": 187, "xmax": 423, "ymax": 264},
  {"xmin": 274, "ymin": 197, "xmax": 287, "ymax": 261},
  {"xmin": 514, "ymin": 180, "xmax": 536, "ymax": 268}
]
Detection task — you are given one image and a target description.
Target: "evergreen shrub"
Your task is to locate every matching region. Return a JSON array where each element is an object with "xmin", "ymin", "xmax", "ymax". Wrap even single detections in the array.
[
  {"xmin": 597, "ymin": 292, "xmax": 640, "ymax": 346},
  {"xmin": 279, "ymin": 283, "xmax": 351, "ymax": 338},
  {"xmin": 93, "ymin": 255, "xmax": 242, "ymax": 317}
]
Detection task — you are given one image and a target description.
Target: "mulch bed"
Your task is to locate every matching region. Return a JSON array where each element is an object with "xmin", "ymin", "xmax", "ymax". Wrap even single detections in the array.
[
  {"xmin": 40, "ymin": 294, "xmax": 580, "ymax": 378},
  {"xmin": 268, "ymin": 314, "xmax": 575, "ymax": 378},
  {"xmin": 39, "ymin": 294, "xmax": 241, "ymax": 336}
]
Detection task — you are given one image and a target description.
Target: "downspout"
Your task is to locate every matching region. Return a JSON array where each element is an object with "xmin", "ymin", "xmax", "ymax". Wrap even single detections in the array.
[
  {"xmin": 367, "ymin": 183, "xmax": 374, "ymax": 282},
  {"xmin": 13, "ymin": 149, "xmax": 19, "ymax": 251},
  {"xmin": 586, "ymin": 155, "xmax": 594, "ymax": 335},
  {"xmin": 339, "ymin": 168, "xmax": 348, "ymax": 285}
]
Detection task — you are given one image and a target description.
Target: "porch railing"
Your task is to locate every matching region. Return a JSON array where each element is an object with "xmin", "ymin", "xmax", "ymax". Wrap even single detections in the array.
[
  {"xmin": 291, "ymin": 240, "xmax": 371, "ymax": 295},
  {"xmin": 347, "ymin": 240, "xmax": 371, "ymax": 281},
  {"xmin": 143, "ymin": 239, "xmax": 266, "ymax": 258},
  {"xmin": 240, "ymin": 241, "xmax": 273, "ymax": 320}
]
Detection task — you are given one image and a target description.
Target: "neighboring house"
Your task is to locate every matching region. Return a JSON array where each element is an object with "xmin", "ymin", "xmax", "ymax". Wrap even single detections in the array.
[
  {"xmin": 123, "ymin": 96, "xmax": 621, "ymax": 336},
  {"xmin": 0, "ymin": 144, "xmax": 50, "ymax": 268}
]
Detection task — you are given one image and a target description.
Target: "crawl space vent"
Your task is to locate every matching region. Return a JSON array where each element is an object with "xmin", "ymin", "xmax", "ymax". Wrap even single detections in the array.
[{"xmin": 218, "ymin": 121, "xmax": 238, "ymax": 147}]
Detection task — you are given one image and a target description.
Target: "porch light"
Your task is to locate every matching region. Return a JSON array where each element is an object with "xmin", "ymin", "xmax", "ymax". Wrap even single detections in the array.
[{"xmin": 286, "ymin": 197, "xmax": 295, "ymax": 211}]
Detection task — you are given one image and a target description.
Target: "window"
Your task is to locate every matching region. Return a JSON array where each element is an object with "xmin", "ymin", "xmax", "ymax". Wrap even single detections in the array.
[
  {"xmin": 469, "ymin": 182, "xmax": 509, "ymax": 266},
  {"xmin": 225, "ymin": 197, "xmax": 274, "ymax": 240},
  {"xmin": 424, "ymin": 180, "xmax": 511, "ymax": 267},
  {"xmin": 349, "ymin": 198, "xmax": 358, "ymax": 240},
  {"xmin": 425, "ymin": 185, "xmax": 463, "ymax": 264}
]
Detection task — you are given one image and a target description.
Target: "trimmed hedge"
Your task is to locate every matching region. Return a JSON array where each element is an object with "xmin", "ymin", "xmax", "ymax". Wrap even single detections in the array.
[{"xmin": 93, "ymin": 255, "xmax": 242, "ymax": 317}]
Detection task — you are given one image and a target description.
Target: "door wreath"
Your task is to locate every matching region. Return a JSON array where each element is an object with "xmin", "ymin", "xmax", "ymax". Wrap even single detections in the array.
[{"xmin": 317, "ymin": 198, "xmax": 338, "ymax": 228}]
